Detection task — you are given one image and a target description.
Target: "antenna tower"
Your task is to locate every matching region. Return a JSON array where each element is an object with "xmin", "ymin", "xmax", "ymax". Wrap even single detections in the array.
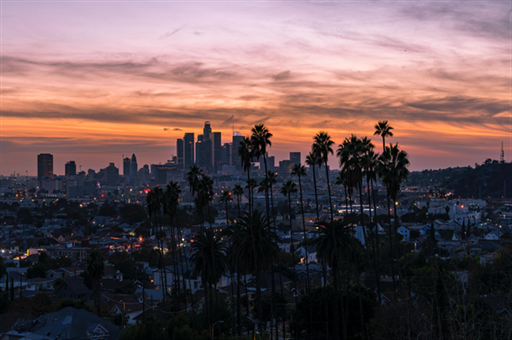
[{"xmin": 501, "ymin": 141, "xmax": 505, "ymax": 162}]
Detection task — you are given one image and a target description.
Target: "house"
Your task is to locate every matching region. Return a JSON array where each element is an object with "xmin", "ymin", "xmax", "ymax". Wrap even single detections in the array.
[
  {"xmin": 485, "ymin": 231, "xmax": 502, "ymax": 241},
  {"xmin": 103, "ymin": 266, "xmax": 123, "ymax": 281},
  {"xmin": 295, "ymin": 245, "xmax": 318, "ymax": 264},
  {"xmin": 2, "ymin": 306, "xmax": 120, "ymax": 339},
  {"xmin": 105, "ymin": 294, "xmax": 144, "ymax": 325},
  {"xmin": 397, "ymin": 226, "xmax": 410, "ymax": 242},
  {"xmin": 54, "ymin": 277, "xmax": 92, "ymax": 301}
]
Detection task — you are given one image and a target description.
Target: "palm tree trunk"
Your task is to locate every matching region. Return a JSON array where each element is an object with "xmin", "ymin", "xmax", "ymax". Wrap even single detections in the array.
[
  {"xmin": 371, "ymin": 177, "xmax": 381, "ymax": 305},
  {"xmin": 247, "ymin": 170, "xmax": 252, "ymax": 214},
  {"xmin": 325, "ymin": 163, "xmax": 333, "ymax": 223},
  {"xmin": 323, "ymin": 265, "xmax": 329, "ymax": 340},
  {"xmin": 358, "ymin": 182, "xmax": 368, "ymax": 246},
  {"xmin": 263, "ymin": 159, "xmax": 277, "ymax": 340},
  {"xmin": 333, "ymin": 262, "xmax": 340, "ymax": 340},
  {"xmin": 298, "ymin": 174, "xmax": 313, "ymax": 335},
  {"xmin": 237, "ymin": 264, "xmax": 241, "ymax": 336},
  {"xmin": 367, "ymin": 176, "xmax": 381, "ymax": 306},
  {"xmin": 386, "ymin": 192, "xmax": 396, "ymax": 291},
  {"xmin": 288, "ymin": 192, "xmax": 299, "ymax": 337},
  {"xmin": 312, "ymin": 165, "xmax": 320, "ymax": 222}
]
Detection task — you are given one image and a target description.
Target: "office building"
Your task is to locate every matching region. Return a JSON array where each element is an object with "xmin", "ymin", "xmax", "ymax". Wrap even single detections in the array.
[
  {"xmin": 279, "ymin": 160, "xmax": 294, "ymax": 175},
  {"xmin": 104, "ymin": 163, "xmax": 119, "ymax": 186},
  {"xmin": 123, "ymin": 157, "xmax": 131, "ymax": 177},
  {"xmin": 267, "ymin": 156, "xmax": 276, "ymax": 173},
  {"xmin": 183, "ymin": 133, "xmax": 195, "ymax": 171},
  {"xmin": 176, "ymin": 138, "xmax": 184, "ymax": 170},
  {"xmin": 65, "ymin": 161, "xmax": 76, "ymax": 177},
  {"xmin": 129, "ymin": 154, "xmax": 138, "ymax": 183},
  {"xmin": 37, "ymin": 154, "xmax": 53, "ymax": 179},
  {"xmin": 290, "ymin": 152, "xmax": 301, "ymax": 166},
  {"xmin": 213, "ymin": 132, "xmax": 221, "ymax": 172}
]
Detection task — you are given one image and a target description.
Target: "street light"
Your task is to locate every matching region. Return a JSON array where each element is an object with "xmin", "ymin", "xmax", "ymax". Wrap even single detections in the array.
[{"xmin": 212, "ymin": 320, "xmax": 224, "ymax": 340}]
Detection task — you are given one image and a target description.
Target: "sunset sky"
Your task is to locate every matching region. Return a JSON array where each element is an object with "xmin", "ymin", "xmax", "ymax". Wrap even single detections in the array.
[{"xmin": 1, "ymin": 0, "xmax": 510, "ymax": 175}]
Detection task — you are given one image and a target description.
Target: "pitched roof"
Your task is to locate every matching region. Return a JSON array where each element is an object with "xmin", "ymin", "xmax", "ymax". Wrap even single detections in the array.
[{"xmin": 29, "ymin": 307, "xmax": 119, "ymax": 339}]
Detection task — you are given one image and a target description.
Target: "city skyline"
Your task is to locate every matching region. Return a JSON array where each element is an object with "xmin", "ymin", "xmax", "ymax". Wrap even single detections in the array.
[{"xmin": 1, "ymin": 1, "xmax": 510, "ymax": 175}]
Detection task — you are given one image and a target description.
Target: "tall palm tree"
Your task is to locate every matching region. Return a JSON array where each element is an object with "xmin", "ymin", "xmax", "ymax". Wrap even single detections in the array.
[
  {"xmin": 361, "ymin": 144, "xmax": 382, "ymax": 304},
  {"xmin": 163, "ymin": 182, "xmax": 182, "ymax": 292},
  {"xmin": 146, "ymin": 186, "xmax": 168, "ymax": 302},
  {"xmin": 313, "ymin": 132, "xmax": 335, "ymax": 223},
  {"xmin": 380, "ymin": 143, "xmax": 410, "ymax": 279},
  {"xmin": 187, "ymin": 164, "xmax": 203, "ymax": 196},
  {"xmin": 291, "ymin": 164, "xmax": 310, "ymax": 287},
  {"xmin": 307, "ymin": 149, "xmax": 329, "ymax": 338},
  {"xmin": 291, "ymin": 163, "xmax": 313, "ymax": 336},
  {"xmin": 233, "ymin": 184, "xmax": 244, "ymax": 219},
  {"xmin": 219, "ymin": 190, "xmax": 232, "ymax": 227},
  {"xmin": 190, "ymin": 228, "xmax": 228, "ymax": 333},
  {"xmin": 378, "ymin": 143, "xmax": 410, "ymax": 291},
  {"xmin": 251, "ymin": 124, "xmax": 273, "ymax": 219},
  {"xmin": 311, "ymin": 220, "xmax": 360, "ymax": 340},
  {"xmin": 230, "ymin": 210, "xmax": 280, "ymax": 330},
  {"xmin": 238, "ymin": 137, "xmax": 254, "ymax": 213},
  {"xmin": 86, "ymin": 250, "xmax": 105, "ymax": 317},
  {"xmin": 245, "ymin": 178, "xmax": 258, "ymax": 212},
  {"xmin": 306, "ymin": 151, "xmax": 321, "ymax": 222},
  {"xmin": 266, "ymin": 171, "xmax": 278, "ymax": 225},
  {"xmin": 374, "ymin": 120, "xmax": 394, "ymax": 153},
  {"xmin": 281, "ymin": 180, "xmax": 298, "ymax": 244},
  {"xmin": 337, "ymin": 135, "xmax": 367, "ymax": 245}
]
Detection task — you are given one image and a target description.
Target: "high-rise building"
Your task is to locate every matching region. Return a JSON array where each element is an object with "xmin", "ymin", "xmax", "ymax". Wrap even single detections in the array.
[
  {"xmin": 213, "ymin": 132, "xmax": 221, "ymax": 172},
  {"xmin": 183, "ymin": 133, "xmax": 195, "ymax": 171},
  {"xmin": 65, "ymin": 161, "xmax": 76, "ymax": 177},
  {"xmin": 176, "ymin": 138, "xmax": 184, "ymax": 170},
  {"xmin": 267, "ymin": 156, "xmax": 276, "ymax": 173},
  {"xmin": 232, "ymin": 132, "xmax": 244, "ymax": 171},
  {"xmin": 196, "ymin": 140, "xmax": 207, "ymax": 171},
  {"xmin": 290, "ymin": 152, "xmax": 301, "ymax": 166},
  {"xmin": 221, "ymin": 143, "xmax": 232, "ymax": 165},
  {"xmin": 123, "ymin": 157, "xmax": 131, "ymax": 177},
  {"xmin": 37, "ymin": 154, "xmax": 53, "ymax": 179},
  {"xmin": 279, "ymin": 160, "xmax": 294, "ymax": 175},
  {"xmin": 105, "ymin": 163, "xmax": 119, "ymax": 186},
  {"xmin": 203, "ymin": 121, "xmax": 212, "ymax": 141},
  {"xmin": 129, "ymin": 154, "xmax": 138, "ymax": 183}
]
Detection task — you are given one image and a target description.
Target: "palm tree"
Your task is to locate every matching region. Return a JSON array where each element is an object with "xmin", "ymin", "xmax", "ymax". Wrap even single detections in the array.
[
  {"xmin": 233, "ymin": 184, "xmax": 244, "ymax": 219},
  {"xmin": 281, "ymin": 180, "xmax": 298, "ymax": 244},
  {"xmin": 187, "ymin": 164, "xmax": 203, "ymax": 196},
  {"xmin": 251, "ymin": 124, "xmax": 273, "ymax": 219},
  {"xmin": 163, "ymin": 182, "xmax": 182, "ymax": 292},
  {"xmin": 306, "ymin": 151, "xmax": 321, "ymax": 222},
  {"xmin": 337, "ymin": 135, "xmax": 367, "ymax": 245},
  {"xmin": 219, "ymin": 190, "xmax": 232, "ymax": 227},
  {"xmin": 291, "ymin": 164, "xmax": 310, "ymax": 286},
  {"xmin": 146, "ymin": 186, "xmax": 168, "ymax": 302},
  {"xmin": 313, "ymin": 132, "xmax": 335, "ymax": 223},
  {"xmin": 238, "ymin": 137, "xmax": 254, "ymax": 213},
  {"xmin": 378, "ymin": 143, "xmax": 410, "ymax": 291},
  {"xmin": 311, "ymin": 220, "xmax": 360, "ymax": 340},
  {"xmin": 266, "ymin": 171, "xmax": 278, "ymax": 225},
  {"xmin": 291, "ymin": 163, "xmax": 313, "ymax": 336},
  {"xmin": 374, "ymin": 120, "xmax": 394, "ymax": 153},
  {"xmin": 230, "ymin": 210, "xmax": 280, "ymax": 330},
  {"xmin": 190, "ymin": 228, "xmax": 228, "ymax": 333},
  {"xmin": 86, "ymin": 249, "xmax": 105, "ymax": 317},
  {"xmin": 245, "ymin": 178, "xmax": 258, "ymax": 212}
]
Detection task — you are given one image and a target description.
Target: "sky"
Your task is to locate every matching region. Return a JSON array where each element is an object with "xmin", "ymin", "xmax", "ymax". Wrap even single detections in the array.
[{"xmin": 1, "ymin": 0, "xmax": 510, "ymax": 175}]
